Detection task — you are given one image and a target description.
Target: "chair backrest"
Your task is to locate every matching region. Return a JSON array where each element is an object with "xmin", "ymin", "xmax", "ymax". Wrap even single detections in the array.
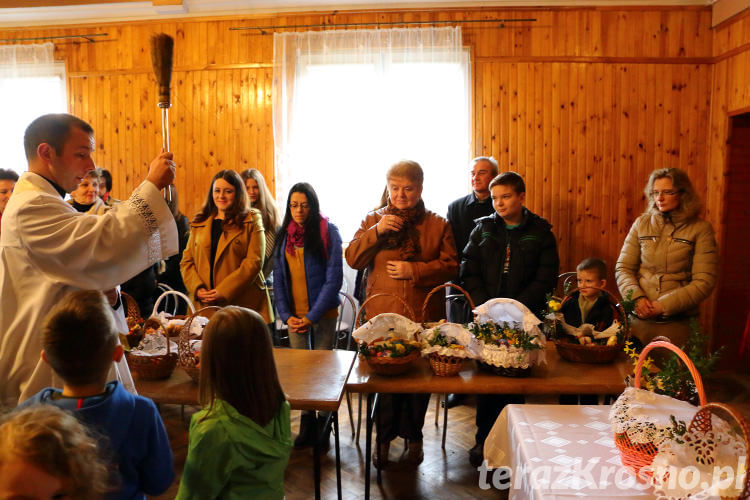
[
  {"xmin": 154, "ymin": 283, "xmax": 177, "ymax": 316},
  {"xmin": 556, "ymin": 272, "xmax": 578, "ymax": 297},
  {"xmin": 335, "ymin": 291, "xmax": 357, "ymax": 350}
]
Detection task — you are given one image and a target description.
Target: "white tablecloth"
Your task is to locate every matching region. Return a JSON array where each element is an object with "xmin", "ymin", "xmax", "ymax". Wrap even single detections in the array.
[{"xmin": 484, "ymin": 404, "xmax": 656, "ymax": 499}]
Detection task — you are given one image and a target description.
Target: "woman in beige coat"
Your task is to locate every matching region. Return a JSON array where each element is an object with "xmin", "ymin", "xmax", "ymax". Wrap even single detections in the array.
[
  {"xmin": 615, "ymin": 167, "xmax": 717, "ymax": 347},
  {"xmin": 346, "ymin": 160, "xmax": 458, "ymax": 469},
  {"xmin": 181, "ymin": 170, "xmax": 271, "ymax": 323}
]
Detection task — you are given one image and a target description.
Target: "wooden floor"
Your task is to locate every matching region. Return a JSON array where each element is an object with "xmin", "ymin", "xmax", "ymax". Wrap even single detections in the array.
[
  {"xmin": 150, "ymin": 371, "xmax": 750, "ymax": 500},
  {"xmin": 151, "ymin": 394, "xmax": 502, "ymax": 500}
]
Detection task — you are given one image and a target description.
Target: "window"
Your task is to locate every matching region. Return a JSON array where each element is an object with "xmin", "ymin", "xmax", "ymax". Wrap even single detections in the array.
[
  {"xmin": 0, "ymin": 44, "xmax": 67, "ymax": 176},
  {"xmin": 273, "ymin": 28, "xmax": 471, "ymax": 241}
]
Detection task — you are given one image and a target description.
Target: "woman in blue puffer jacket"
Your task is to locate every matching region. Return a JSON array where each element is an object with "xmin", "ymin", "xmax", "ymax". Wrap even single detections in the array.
[{"xmin": 273, "ymin": 182, "xmax": 343, "ymax": 448}]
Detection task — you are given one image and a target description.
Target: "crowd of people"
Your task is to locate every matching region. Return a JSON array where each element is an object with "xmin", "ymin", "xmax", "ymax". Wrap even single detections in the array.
[{"xmin": 0, "ymin": 112, "xmax": 718, "ymax": 499}]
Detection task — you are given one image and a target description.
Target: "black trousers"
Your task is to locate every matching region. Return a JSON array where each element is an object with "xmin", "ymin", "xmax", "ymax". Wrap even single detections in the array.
[
  {"xmin": 376, "ymin": 393, "xmax": 431, "ymax": 444},
  {"xmin": 475, "ymin": 394, "xmax": 525, "ymax": 445}
]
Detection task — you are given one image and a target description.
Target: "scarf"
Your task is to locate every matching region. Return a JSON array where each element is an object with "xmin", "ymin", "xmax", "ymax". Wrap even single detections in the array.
[
  {"xmin": 285, "ymin": 215, "xmax": 330, "ymax": 259},
  {"xmin": 381, "ymin": 200, "xmax": 425, "ymax": 261}
]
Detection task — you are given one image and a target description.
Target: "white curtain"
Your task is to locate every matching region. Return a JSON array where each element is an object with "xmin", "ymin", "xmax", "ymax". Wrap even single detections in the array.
[
  {"xmin": 272, "ymin": 27, "xmax": 471, "ymax": 242},
  {"xmin": 0, "ymin": 43, "xmax": 67, "ymax": 175}
]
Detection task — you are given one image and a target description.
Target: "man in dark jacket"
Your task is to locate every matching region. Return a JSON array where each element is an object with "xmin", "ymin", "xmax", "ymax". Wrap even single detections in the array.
[
  {"xmin": 447, "ymin": 156, "xmax": 499, "ymax": 266},
  {"xmin": 444, "ymin": 156, "xmax": 498, "ymax": 408},
  {"xmin": 460, "ymin": 171, "xmax": 559, "ymax": 467}
]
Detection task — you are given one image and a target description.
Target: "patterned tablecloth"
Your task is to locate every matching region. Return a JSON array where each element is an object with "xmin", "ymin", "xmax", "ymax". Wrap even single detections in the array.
[{"xmin": 484, "ymin": 404, "xmax": 655, "ymax": 499}]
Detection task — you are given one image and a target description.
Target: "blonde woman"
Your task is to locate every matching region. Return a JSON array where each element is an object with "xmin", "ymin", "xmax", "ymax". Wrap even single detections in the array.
[
  {"xmin": 241, "ymin": 169, "xmax": 280, "ymax": 278},
  {"xmin": 68, "ymin": 169, "xmax": 109, "ymax": 215},
  {"xmin": 346, "ymin": 160, "xmax": 459, "ymax": 468},
  {"xmin": 616, "ymin": 167, "xmax": 718, "ymax": 347}
]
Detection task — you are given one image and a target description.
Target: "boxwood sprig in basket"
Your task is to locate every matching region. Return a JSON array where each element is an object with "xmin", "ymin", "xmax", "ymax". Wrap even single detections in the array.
[
  {"xmin": 358, "ymin": 333, "xmax": 422, "ymax": 359},
  {"xmin": 426, "ymin": 329, "xmax": 465, "ymax": 349},
  {"xmin": 470, "ymin": 321, "xmax": 543, "ymax": 351}
]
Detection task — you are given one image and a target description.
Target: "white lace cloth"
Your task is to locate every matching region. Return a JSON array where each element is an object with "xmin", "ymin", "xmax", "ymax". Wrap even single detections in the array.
[
  {"xmin": 419, "ymin": 322, "xmax": 482, "ymax": 359},
  {"xmin": 183, "ymin": 316, "xmax": 208, "ymax": 337},
  {"xmin": 474, "ymin": 298, "xmax": 543, "ymax": 331},
  {"xmin": 128, "ymin": 332, "xmax": 178, "ymax": 357},
  {"xmin": 352, "ymin": 313, "xmax": 422, "ymax": 344},
  {"xmin": 472, "ymin": 298, "xmax": 546, "ymax": 367},
  {"xmin": 649, "ymin": 422, "xmax": 746, "ymax": 499},
  {"xmin": 610, "ymin": 387, "xmax": 702, "ymax": 446}
]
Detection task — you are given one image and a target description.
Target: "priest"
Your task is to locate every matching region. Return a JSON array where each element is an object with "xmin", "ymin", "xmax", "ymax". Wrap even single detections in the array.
[{"xmin": 0, "ymin": 113, "xmax": 178, "ymax": 405}]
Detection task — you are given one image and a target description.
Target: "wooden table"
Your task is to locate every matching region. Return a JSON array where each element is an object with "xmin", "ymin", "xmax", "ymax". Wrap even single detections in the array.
[
  {"xmin": 345, "ymin": 344, "xmax": 629, "ymax": 500},
  {"xmin": 137, "ymin": 348, "xmax": 356, "ymax": 500}
]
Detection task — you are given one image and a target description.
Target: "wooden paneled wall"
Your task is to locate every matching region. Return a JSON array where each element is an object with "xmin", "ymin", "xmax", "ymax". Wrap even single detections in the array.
[
  {"xmin": 0, "ymin": 6, "xmax": 721, "ymax": 300},
  {"xmin": 705, "ymin": 10, "xmax": 750, "ymax": 343}
]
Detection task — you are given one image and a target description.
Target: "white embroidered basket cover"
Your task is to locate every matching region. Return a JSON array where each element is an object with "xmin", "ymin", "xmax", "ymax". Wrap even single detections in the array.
[
  {"xmin": 352, "ymin": 312, "xmax": 422, "ymax": 345},
  {"xmin": 649, "ymin": 406, "xmax": 747, "ymax": 500},
  {"xmin": 610, "ymin": 387, "xmax": 706, "ymax": 447},
  {"xmin": 419, "ymin": 322, "xmax": 482, "ymax": 359}
]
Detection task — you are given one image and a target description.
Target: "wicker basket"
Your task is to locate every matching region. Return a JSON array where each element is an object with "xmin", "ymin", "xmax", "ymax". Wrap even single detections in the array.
[
  {"xmin": 614, "ymin": 340, "xmax": 707, "ymax": 478},
  {"xmin": 151, "ymin": 290, "xmax": 196, "ymax": 336},
  {"xmin": 554, "ymin": 286, "xmax": 628, "ymax": 364},
  {"xmin": 361, "ymin": 350, "xmax": 419, "ymax": 376},
  {"xmin": 355, "ymin": 293, "xmax": 419, "ymax": 376},
  {"xmin": 428, "ymin": 353, "xmax": 465, "ymax": 376},
  {"xmin": 421, "ymin": 283, "xmax": 476, "ymax": 377},
  {"xmin": 125, "ymin": 328, "xmax": 178, "ymax": 380},
  {"xmin": 477, "ymin": 361, "xmax": 532, "ymax": 378},
  {"xmin": 687, "ymin": 403, "xmax": 750, "ymax": 500},
  {"xmin": 178, "ymin": 306, "xmax": 219, "ymax": 384},
  {"xmin": 121, "ymin": 292, "xmax": 144, "ymax": 348}
]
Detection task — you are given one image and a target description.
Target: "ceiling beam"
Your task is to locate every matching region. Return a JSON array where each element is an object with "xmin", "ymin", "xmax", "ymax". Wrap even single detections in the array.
[{"xmin": 0, "ymin": 0, "xmax": 142, "ymax": 7}]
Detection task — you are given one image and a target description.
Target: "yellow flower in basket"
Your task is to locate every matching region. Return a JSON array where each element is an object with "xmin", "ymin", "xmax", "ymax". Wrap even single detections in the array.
[{"xmin": 547, "ymin": 299, "xmax": 561, "ymax": 312}]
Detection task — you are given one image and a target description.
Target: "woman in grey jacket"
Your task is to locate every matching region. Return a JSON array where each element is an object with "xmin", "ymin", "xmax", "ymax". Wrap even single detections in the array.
[{"xmin": 615, "ymin": 167, "xmax": 718, "ymax": 347}]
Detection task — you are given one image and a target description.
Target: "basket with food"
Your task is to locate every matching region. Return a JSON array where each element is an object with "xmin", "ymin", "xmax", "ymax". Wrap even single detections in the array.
[
  {"xmin": 548, "ymin": 287, "xmax": 629, "ymax": 364},
  {"xmin": 418, "ymin": 283, "xmax": 479, "ymax": 376},
  {"xmin": 610, "ymin": 340, "xmax": 707, "ymax": 479},
  {"xmin": 149, "ymin": 290, "xmax": 196, "ymax": 337},
  {"xmin": 470, "ymin": 298, "xmax": 546, "ymax": 377},
  {"xmin": 124, "ymin": 321, "xmax": 179, "ymax": 380},
  {"xmin": 121, "ymin": 292, "xmax": 144, "ymax": 349},
  {"xmin": 178, "ymin": 306, "xmax": 217, "ymax": 383},
  {"xmin": 353, "ymin": 294, "xmax": 422, "ymax": 376}
]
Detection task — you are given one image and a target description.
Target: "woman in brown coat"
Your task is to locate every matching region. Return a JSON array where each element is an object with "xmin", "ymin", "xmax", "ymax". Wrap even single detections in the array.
[
  {"xmin": 345, "ymin": 160, "xmax": 458, "ymax": 469},
  {"xmin": 181, "ymin": 170, "xmax": 272, "ymax": 323},
  {"xmin": 615, "ymin": 167, "xmax": 717, "ymax": 348}
]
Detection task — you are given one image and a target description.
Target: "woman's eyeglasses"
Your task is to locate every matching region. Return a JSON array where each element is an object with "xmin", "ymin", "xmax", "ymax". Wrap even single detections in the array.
[{"xmin": 650, "ymin": 190, "xmax": 680, "ymax": 198}]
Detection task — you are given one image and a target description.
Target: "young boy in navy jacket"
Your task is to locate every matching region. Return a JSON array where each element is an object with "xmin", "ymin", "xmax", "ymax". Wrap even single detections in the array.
[
  {"xmin": 559, "ymin": 258, "xmax": 615, "ymax": 405},
  {"xmin": 560, "ymin": 257, "xmax": 615, "ymax": 331},
  {"xmin": 461, "ymin": 171, "xmax": 559, "ymax": 467},
  {"xmin": 20, "ymin": 290, "xmax": 174, "ymax": 500}
]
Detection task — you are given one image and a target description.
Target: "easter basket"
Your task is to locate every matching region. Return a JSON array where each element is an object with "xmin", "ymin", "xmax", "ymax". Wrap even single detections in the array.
[
  {"xmin": 121, "ymin": 292, "xmax": 144, "ymax": 349},
  {"xmin": 649, "ymin": 402, "xmax": 749, "ymax": 500},
  {"xmin": 553, "ymin": 287, "xmax": 629, "ymax": 364},
  {"xmin": 125, "ymin": 325, "xmax": 178, "ymax": 380},
  {"xmin": 150, "ymin": 290, "xmax": 196, "ymax": 337},
  {"xmin": 610, "ymin": 341, "xmax": 707, "ymax": 479},
  {"xmin": 178, "ymin": 306, "xmax": 218, "ymax": 383},
  {"xmin": 354, "ymin": 293, "xmax": 421, "ymax": 376},
  {"xmin": 420, "ymin": 284, "xmax": 479, "ymax": 377},
  {"xmin": 471, "ymin": 298, "xmax": 546, "ymax": 378}
]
